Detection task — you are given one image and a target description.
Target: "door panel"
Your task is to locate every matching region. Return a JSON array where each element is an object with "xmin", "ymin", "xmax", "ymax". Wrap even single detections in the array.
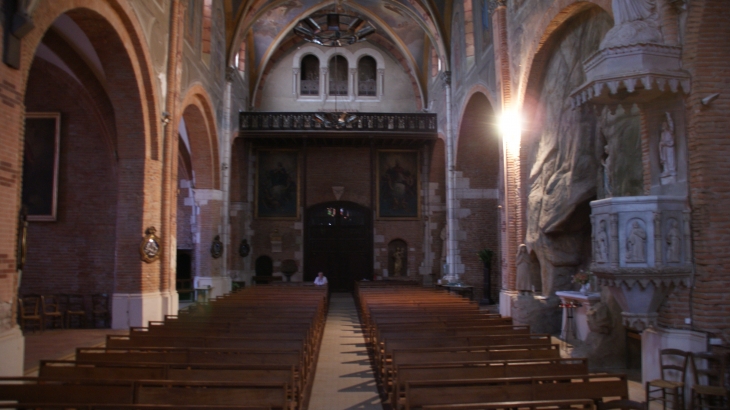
[{"xmin": 305, "ymin": 202, "xmax": 373, "ymax": 291}]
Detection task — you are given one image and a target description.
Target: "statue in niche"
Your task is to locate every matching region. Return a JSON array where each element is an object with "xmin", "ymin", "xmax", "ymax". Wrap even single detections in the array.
[
  {"xmin": 595, "ymin": 219, "xmax": 609, "ymax": 263},
  {"xmin": 515, "ymin": 244, "xmax": 532, "ymax": 293},
  {"xmin": 393, "ymin": 247, "xmax": 405, "ymax": 276},
  {"xmin": 601, "ymin": 145, "xmax": 613, "ymax": 198},
  {"xmin": 626, "ymin": 221, "xmax": 647, "ymax": 263},
  {"xmin": 659, "ymin": 112, "xmax": 677, "ymax": 178},
  {"xmin": 666, "ymin": 219, "xmax": 682, "ymax": 263},
  {"xmin": 601, "ymin": 0, "xmax": 661, "ymax": 49}
]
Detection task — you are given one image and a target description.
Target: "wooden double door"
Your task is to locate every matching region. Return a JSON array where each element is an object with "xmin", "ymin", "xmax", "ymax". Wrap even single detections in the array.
[{"xmin": 304, "ymin": 201, "xmax": 373, "ymax": 291}]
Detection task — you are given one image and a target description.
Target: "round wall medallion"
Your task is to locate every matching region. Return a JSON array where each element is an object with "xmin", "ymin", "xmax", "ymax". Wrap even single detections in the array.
[
  {"xmin": 140, "ymin": 226, "xmax": 161, "ymax": 263},
  {"xmin": 211, "ymin": 235, "xmax": 223, "ymax": 259}
]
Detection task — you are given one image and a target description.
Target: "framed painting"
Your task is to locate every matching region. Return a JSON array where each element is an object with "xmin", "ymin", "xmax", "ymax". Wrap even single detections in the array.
[
  {"xmin": 255, "ymin": 149, "xmax": 300, "ymax": 219},
  {"xmin": 377, "ymin": 149, "xmax": 420, "ymax": 219},
  {"xmin": 22, "ymin": 112, "xmax": 61, "ymax": 221}
]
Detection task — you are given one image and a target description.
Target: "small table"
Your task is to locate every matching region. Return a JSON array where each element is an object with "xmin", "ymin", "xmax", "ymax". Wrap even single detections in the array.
[
  {"xmin": 437, "ymin": 284, "xmax": 475, "ymax": 301},
  {"xmin": 555, "ymin": 291, "xmax": 601, "ymax": 343}
]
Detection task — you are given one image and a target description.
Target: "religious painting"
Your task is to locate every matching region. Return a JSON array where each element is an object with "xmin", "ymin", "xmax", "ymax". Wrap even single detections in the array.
[
  {"xmin": 377, "ymin": 150, "xmax": 420, "ymax": 219},
  {"xmin": 255, "ymin": 149, "xmax": 300, "ymax": 219},
  {"xmin": 22, "ymin": 112, "xmax": 61, "ymax": 221}
]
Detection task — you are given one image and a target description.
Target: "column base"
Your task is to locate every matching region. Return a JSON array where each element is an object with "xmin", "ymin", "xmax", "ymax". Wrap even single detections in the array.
[
  {"xmin": 194, "ymin": 276, "xmax": 232, "ymax": 299},
  {"xmin": 111, "ymin": 292, "xmax": 169, "ymax": 329},
  {"xmin": 499, "ymin": 290, "xmax": 518, "ymax": 317},
  {"xmin": 0, "ymin": 326, "xmax": 24, "ymax": 376}
]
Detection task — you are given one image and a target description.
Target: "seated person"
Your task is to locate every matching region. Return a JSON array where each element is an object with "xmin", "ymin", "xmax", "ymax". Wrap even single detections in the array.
[{"xmin": 314, "ymin": 271, "xmax": 328, "ymax": 286}]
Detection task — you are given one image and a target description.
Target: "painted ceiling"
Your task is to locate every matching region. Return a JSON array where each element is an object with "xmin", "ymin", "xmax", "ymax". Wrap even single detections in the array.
[{"xmin": 227, "ymin": 0, "xmax": 449, "ymax": 96}]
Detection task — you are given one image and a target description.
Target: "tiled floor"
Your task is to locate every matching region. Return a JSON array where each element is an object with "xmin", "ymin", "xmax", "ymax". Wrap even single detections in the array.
[
  {"xmin": 23, "ymin": 328, "xmax": 128, "ymax": 376},
  {"xmin": 308, "ymin": 293, "xmax": 385, "ymax": 410}
]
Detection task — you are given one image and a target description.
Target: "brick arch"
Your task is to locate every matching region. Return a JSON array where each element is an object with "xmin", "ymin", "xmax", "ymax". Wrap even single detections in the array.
[
  {"xmin": 454, "ymin": 91, "xmax": 501, "ymax": 301},
  {"xmin": 20, "ymin": 0, "xmax": 160, "ymax": 161},
  {"xmin": 515, "ymin": 0, "xmax": 612, "ymax": 109},
  {"xmin": 179, "ymin": 84, "xmax": 221, "ymax": 191},
  {"xmin": 455, "ymin": 85, "xmax": 499, "ymax": 154}
]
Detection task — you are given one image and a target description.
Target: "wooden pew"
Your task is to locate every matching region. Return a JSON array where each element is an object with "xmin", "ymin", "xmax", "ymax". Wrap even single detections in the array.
[
  {"xmin": 38, "ymin": 361, "xmax": 301, "ymax": 407},
  {"xmin": 378, "ymin": 334, "xmax": 553, "ymax": 378},
  {"xmin": 0, "ymin": 378, "xmax": 290, "ymax": 409},
  {"xmin": 404, "ymin": 374, "xmax": 628, "ymax": 410},
  {"xmin": 0, "ymin": 405, "xmax": 271, "ymax": 410},
  {"xmin": 420, "ymin": 399, "xmax": 595, "ymax": 409},
  {"xmin": 391, "ymin": 358, "xmax": 590, "ymax": 406}
]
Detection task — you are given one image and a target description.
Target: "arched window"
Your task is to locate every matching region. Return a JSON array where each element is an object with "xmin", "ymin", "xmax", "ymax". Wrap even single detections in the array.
[
  {"xmin": 328, "ymin": 55, "xmax": 348, "ymax": 96},
  {"xmin": 358, "ymin": 56, "xmax": 377, "ymax": 96},
  {"xmin": 300, "ymin": 55, "xmax": 320, "ymax": 95}
]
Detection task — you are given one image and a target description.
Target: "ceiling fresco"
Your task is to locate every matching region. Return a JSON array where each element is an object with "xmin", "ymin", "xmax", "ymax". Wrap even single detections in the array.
[{"xmin": 231, "ymin": 0, "xmax": 447, "ymax": 78}]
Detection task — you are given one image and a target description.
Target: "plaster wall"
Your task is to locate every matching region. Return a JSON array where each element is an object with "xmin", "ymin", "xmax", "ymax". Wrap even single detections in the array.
[{"xmin": 258, "ymin": 42, "xmax": 418, "ymax": 113}]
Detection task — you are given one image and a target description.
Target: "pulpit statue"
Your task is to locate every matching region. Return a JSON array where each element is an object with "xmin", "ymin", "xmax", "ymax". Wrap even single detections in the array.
[
  {"xmin": 595, "ymin": 219, "xmax": 609, "ymax": 263},
  {"xmin": 659, "ymin": 112, "xmax": 677, "ymax": 178},
  {"xmin": 601, "ymin": 145, "xmax": 613, "ymax": 198},
  {"xmin": 601, "ymin": 0, "xmax": 661, "ymax": 49},
  {"xmin": 626, "ymin": 221, "xmax": 647, "ymax": 263},
  {"xmin": 515, "ymin": 244, "xmax": 532, "ymax": 293},
  {"xmin": 666, "ymin": 219, "xmax": 681, "ymax": 263}
]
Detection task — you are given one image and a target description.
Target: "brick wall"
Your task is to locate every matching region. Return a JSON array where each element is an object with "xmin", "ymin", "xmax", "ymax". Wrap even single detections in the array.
[
  {"xmin": 19, "ymin": 58, "xmax": 117, "ymax": 297},
  {"xmin": 666, "ymin": 0, "xmax": 730, "ymax": 341}
]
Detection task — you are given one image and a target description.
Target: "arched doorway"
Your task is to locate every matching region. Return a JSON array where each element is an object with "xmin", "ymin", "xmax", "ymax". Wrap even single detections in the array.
[{"xmin": 304, "ymin": 201, "xmax": 373, "ymax": 291}]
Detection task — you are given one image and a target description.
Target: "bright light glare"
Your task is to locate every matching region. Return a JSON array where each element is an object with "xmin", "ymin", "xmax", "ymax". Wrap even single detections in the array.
[{"xmin": 499, "ymin": 110, "xmax": 522, "ymax": 152}]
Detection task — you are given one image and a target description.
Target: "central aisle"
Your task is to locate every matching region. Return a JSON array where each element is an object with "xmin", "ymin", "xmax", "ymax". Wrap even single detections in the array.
[{"xmin": 308, "ymin": 292, "xmax": 384, "ymax": 410}]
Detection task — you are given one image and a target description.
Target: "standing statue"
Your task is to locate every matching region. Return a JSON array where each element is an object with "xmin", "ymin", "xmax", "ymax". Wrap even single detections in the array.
[
  {"xmin": 626, "ymin": 221, "xmax": 647, "ymax": 263},
  {"xmin": 601, "ymin": 145, "xmax": 613, "ymax": 198},
  {"xmin": 595, "ymin": 219, "xmax": 609, "ymax": 263},
  {"xmin": 601, "ymin": 0, "xmax": 661, "ymax": 49},
  {"xmin": 393, "ymin": 247, "xmax": 405, "ymax": 276},
  {"xmin": 515, "ymin": 244, "xmax": 532, "ymax": 293},
  {"xmin": 666, "ymin": 219, "xmax": 681, "ymax": 263},
  {"xmin": 659, "ymin": 112, "xmax": 677, "ymax": 177}
]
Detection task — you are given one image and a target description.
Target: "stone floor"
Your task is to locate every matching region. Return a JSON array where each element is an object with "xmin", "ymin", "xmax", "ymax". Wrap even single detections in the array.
[{"xmin": 308, "ymin": 293, "xmax": 385, "ymax": 410}]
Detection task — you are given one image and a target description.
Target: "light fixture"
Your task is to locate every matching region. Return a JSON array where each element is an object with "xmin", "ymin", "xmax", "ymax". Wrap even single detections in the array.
[{"xmin": 294, "ymin": 11, "xmax": 375, "ymax": 47}]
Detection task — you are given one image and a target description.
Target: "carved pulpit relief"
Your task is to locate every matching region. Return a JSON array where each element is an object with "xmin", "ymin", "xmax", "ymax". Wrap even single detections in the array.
[
  {"xmin": 626, "ymin": 220, "xmax": 647, "ymax": 263},
  {"xmin": 595, "ymin": 219, "xmax": 610, "ymax": 263},
  {"xmin": 666, "ymin": 218, "xmax": 681, "ymax": 263},
  {"xmin": 659, "ymin": 112, "xmax": 677, "ymax": 185},
  {"xmin": 601, "ymin": 0, "xmax": 662, "ymax": 49}
]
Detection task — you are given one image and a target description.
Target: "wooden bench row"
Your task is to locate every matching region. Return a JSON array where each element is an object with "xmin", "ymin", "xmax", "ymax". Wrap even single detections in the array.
[
  {"xmin": 0, "ymin": 285, "xmax": 329, "ymax": 410},
  {"xmin": 355, "ymin": 283, "xmax": 630, "ymax": 410}
]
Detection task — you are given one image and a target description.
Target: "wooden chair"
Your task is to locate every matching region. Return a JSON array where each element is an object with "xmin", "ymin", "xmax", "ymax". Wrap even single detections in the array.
[
  {"xmin": 92, "ymin": 293, "xmax": 110, "ymax": 328},
  {"xmin": 62, "ymin": 294, "xmax": 87, "ymax": 328},
  {"xmin": 18, "ymin": 296, "xmax": 43, "ymax": 332},
  {"xmin": 41, "ymin": 294, "xmax": 64, "ymax": 329},
  {"xmin": 646, "ymin": 348, "xmax": 690, "ymax": 410},
  {"xmin": 597, "ymin": 399, "xmax": 646, "ymax": 409},
  {"xmin": 690, "ymin": 351, "xmax": 729, "ymax": 409}
]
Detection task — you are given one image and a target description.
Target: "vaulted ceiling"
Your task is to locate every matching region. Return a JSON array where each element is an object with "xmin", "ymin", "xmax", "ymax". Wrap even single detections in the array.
[{"xmin": 225, "ymin": 0, "xmax": 452, "ymax": 103}]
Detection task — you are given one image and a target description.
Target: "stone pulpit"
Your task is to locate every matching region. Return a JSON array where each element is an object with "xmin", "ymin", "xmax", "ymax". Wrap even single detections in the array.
[{"xmin": 590, "ymin": 196, "xmax": 691, "ymax": 330}]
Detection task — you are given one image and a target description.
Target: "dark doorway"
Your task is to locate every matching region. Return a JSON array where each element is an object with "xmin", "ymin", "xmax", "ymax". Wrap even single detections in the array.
[
  {"xmin": 305, "ymin": 201, "xmax": 373, "ymax": 291},
  {"xmin": 176, "ymin": 250, "xmax": 193, "ymax": 301},
  {"xmin": 254, "ymin": 255, "xmax": 274, "ymax": 284}
]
